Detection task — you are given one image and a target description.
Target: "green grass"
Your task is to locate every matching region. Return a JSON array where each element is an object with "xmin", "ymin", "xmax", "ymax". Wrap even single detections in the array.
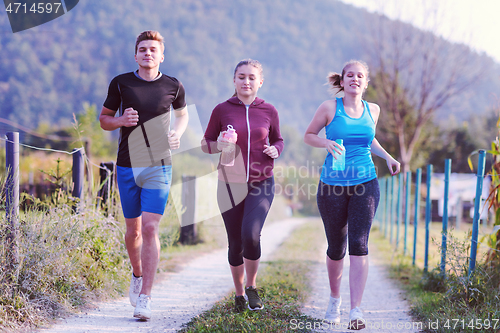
[
  {"xmin": 178, "ymin": 218, "xmax": 325, "ymax": 333},
  {"xmin": 371, "ymin": 223, "xmax": 500, "ymax": 333}
]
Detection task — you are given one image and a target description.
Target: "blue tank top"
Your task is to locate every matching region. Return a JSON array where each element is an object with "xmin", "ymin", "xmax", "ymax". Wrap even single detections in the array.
[{"xmin": 320, "ymin": 97, "xmax": 377, "ymax": 186}]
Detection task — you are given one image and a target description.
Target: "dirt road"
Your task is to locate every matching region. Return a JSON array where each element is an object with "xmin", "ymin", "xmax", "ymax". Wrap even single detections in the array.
[
  {"xmin": 37, "ymin": 218, "xmax": 308, "ymax": 333},
  {"xmin": 302, "ymin": 242, "xmax": 423, "ymax": 333}
]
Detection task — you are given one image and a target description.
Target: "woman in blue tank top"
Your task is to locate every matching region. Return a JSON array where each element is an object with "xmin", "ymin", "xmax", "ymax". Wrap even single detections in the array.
[{"xmin": 304, "ymin": 60, "xmax": 400, "ymax": 330}]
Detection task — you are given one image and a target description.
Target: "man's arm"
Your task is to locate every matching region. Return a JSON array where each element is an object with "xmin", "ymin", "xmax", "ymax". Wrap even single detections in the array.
[
  {"xmin": 168, "ymin": 106, "xmax": 189, "ymax": 149},
  {"xmin": 99, "ymin": 106, "xmax": 138, "ymax": 131}
]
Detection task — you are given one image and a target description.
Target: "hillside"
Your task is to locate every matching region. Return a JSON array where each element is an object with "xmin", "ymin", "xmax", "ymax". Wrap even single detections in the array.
[{"xmin": 0, "ymin": 0, "xmax": 499, "ymax": 132}]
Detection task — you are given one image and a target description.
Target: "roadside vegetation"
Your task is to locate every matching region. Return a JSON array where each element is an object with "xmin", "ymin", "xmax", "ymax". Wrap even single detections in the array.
[
  {"xmin": 370, "ymin": 114, "xmax": 500, "ymax": 333},
  {"xmin": 372, "ymin": 226, "xmax": 500, "ymax": 333},
  {"xmin": 0, "ymin": 184, "xmax": 128, "ymax": 332},
  {"xmin": 0, "ymin": 162, "xmax": 182, "ymax": 332}
]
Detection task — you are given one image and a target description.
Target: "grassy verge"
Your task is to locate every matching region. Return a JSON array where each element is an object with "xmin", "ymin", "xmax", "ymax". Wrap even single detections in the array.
[
  {"xmin": 0, "ymin": 202, "xmax": 129, "ymax": 332},
  {"xmin": 0, "ymin": 187, "xmax": 181, "ymax": 332},
  {"xmin": 178, "ymin": 218, "xmax": 325, "ymax": 333},
  {"xmin": 371, "ymin": 225, "xmax": 500, "ymax": 333}
]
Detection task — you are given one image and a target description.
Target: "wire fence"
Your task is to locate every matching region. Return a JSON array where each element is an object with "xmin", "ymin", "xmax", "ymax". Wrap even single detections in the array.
[
  {"xmin": 374, "ymin": 151, "xmax": 499, "ymax": 277},
  {"xmin": 4, "ymin": 131, "xmax": 499, "ymax": 276}
]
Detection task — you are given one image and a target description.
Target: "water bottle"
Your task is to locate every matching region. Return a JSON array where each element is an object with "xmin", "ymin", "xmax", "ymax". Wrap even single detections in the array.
[
  {"xmin": 221, "ymin": 125, "xmax": 238, "ymax": 166},
  {"xmin": 331, "ymin": 139, "xmax": 345, "ymax": 171}
]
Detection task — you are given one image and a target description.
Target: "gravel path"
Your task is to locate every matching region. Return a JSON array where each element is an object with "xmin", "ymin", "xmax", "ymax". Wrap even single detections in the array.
[
  {"xmin": 302, "ymin": 242, "xmax": 423, "ymax": 333},
  {"xmin": 36, "ymin": 218, "xmax": 307, "ymax": 333}
]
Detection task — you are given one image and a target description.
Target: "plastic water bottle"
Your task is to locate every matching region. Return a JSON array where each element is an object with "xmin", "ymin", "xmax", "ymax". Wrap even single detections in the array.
[
  {"xmin": 331, "ymin": 139, "xmax": 345, "ymax": 171},
  {"xmin": 221, "ymin": 125, "xmax": 238, "ymax": 166}
]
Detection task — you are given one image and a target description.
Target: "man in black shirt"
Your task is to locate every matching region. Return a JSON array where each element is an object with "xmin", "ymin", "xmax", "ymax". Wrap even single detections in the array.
[{"xmin": 99, "ymin": 30, "xmax": 188, "ymax": 320}]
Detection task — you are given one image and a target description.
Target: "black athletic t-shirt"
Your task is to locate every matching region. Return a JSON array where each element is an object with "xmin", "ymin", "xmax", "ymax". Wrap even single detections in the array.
[{"xmin": 103, "ymin": 71, "xmax": 186, "ymax": 167}]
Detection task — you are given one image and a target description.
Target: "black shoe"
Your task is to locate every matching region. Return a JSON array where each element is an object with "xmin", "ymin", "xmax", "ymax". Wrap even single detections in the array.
[
  {"xmin": 235, "ymin": 295, "xmax": 246, "ymax": 313},
  {"xmin": 245, "ymin": 286, "xmax": 264, "ymax": 310}
]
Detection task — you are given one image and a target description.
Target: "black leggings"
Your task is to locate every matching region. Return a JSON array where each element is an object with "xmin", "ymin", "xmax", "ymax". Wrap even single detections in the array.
[
  {"xmin": 317, "ymin": 178, "xmax": 380, "ymax": 260},
  {"xmin": 218, "ymin": 177, "xmax": 274, "ymax": 266}
]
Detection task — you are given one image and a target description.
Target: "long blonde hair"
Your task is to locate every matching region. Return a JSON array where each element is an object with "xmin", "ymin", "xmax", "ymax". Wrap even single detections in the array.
[{"xmin": 327, "ymin": 60, "xmax": 369, "ymax": 96}]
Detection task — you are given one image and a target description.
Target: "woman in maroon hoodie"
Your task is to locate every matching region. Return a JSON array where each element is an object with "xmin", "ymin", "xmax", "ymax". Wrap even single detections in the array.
[{"xmin": 202, "ymin": 59, "xmax": 284, "ymax": 312}]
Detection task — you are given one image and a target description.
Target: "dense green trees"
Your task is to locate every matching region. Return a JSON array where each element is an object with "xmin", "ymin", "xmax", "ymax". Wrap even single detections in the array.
[{"xmin": 1, "ymin": 0, "xmax": 499, "ymax": 172}]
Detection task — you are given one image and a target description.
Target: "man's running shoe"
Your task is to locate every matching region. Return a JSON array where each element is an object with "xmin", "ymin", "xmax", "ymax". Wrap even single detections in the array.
[
  {"xmin": 133, "ymin": 294, "xmax": 152, "ymax": 320},
  {"xmin": 129, "ymin": 273, "xmax": 142, "ymax": 307}
]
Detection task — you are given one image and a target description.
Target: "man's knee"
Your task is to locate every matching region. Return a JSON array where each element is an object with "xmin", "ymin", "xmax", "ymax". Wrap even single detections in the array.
[
  {"xmin": 142, "ymin": 221, "xmax": 159, "ymax": 239},
  {"xmin": 126, "ymin": 228, "xmax": 141, "ymax": 240}
]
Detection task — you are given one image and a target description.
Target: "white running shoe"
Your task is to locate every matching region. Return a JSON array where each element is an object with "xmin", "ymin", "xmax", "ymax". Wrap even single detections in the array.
[
  {"xmin": 325, "ymin": 296, "xmax": 341, "ymax": 324},
  {"xmin": 129, "ymin": 274, "xmax": 143, "ymax": 307},
  {"xmin": 133, "ymin": 294, "xmax": 152, "ymax": 320},
  {"xmin": 348, "ymin": 306, "xmax": 366, "ymax": 330}
]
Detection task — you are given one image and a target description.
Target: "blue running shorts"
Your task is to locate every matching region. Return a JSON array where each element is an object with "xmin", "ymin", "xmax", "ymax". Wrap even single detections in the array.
[{"xmin": 116, "ymin": 165, "xmax": 172, "ymax": 218}]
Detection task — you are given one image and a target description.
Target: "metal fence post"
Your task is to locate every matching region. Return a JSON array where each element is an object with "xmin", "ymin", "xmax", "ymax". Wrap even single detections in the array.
[
  {"xmin": 6, "ymin": 132, "xmax": 20, "ymax": 267},
  {"xmin": 424, "ymin": 164, "xmax": 433, "ymax": 273},
  {"xmin": 385, "ymin": 177, "xmax": 390, "ymax": 238},
  {"xmin": 440, "ymin": 159, "xmax": 451, "ymax": 275},
  {"xmin": 379, "ymin": 178, "xmax": 386, "ymax": 230},
  {"xmin": 469, "ymin": 150, "xmax": 486, "ymax": 277},
  {"xmin": 390, "ymin": 175, "xmax": 395, "ymax": 243},
  {"xmin": 413, "ymin": 168, "xmax": 422, "ymax": 266},
  {"xmin": 404, "ymin": 171, "xmax": 411, "ymax": 256},
  {"xmin": 396, "ymin": 172, "xmax": 403, "ymax": 250}
]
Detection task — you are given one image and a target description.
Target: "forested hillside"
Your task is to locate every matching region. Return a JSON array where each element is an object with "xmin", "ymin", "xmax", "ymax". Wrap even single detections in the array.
[{"xmin": 0, "ymin": 0, "xmax": 499, "ymax": 132}]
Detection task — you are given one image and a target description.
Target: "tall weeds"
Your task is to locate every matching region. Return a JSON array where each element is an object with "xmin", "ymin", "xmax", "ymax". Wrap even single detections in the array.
[
  {"xmin": 415, "ymin": 233, "xmax": 500, "ymax": 332},
  {"xmin": 0, "ymin": 183, "xmax": 129, "ymax": 331}
]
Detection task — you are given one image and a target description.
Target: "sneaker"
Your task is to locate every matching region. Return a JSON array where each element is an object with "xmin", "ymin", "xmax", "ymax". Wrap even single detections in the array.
[
  {"xmin": 245, "ymin": 286, "xmax": 264, "ymax": 310},
  {"xmin": 234, "ymin": 295, "xmax": 247, "ymax": 313},
  {"xmin": 133, "ymin": 294, "xmax": 151, "ymax": 320},
  {"xmin": 325, "ymin": 296, "xmax": 341, "ymax": 323},
  {"xmin": 129, "ymin": 273, "xmax": 143, "ymax": 307},
  {"xmin": 348, "ymin": 306, "xmax": 366, "ymax": 330}
]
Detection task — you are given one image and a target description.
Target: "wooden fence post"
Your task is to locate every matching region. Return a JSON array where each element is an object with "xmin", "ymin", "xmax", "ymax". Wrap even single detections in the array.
[
  {"xmin": 180, "ymin": 175, "xmax": 197, "ymax": 245},
  {"xmin": 6, "ymin": 132, "xmax": 20, "ymax": 267},
  {"xmin": 72, "ymin": 148, "xmax": 84, "ymax": 199},
  {"xmin": 97, "ymin": 161, "xmax": 115, "ymax": 210}
]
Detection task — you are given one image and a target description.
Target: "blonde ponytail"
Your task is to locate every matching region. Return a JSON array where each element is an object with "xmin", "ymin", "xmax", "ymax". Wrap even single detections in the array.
[{"xmin": 327, "ymin": 72, "xmax": 343, "ymax": 95}]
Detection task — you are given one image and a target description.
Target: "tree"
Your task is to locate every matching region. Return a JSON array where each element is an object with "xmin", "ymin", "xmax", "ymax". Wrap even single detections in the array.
[{"xmin": 365, "ymin": 1, "xmax": 490, "ymax": 174}]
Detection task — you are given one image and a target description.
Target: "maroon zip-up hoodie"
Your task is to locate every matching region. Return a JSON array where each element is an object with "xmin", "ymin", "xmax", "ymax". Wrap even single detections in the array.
[{"xmin": 202, "ymin": 96, "xmax": 284, "ymax": 183}]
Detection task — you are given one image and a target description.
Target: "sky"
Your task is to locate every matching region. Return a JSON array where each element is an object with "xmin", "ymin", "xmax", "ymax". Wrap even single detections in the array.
[{"xmin": 340, "ymin": 0, "xmax": 500, "ymax": 63}]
